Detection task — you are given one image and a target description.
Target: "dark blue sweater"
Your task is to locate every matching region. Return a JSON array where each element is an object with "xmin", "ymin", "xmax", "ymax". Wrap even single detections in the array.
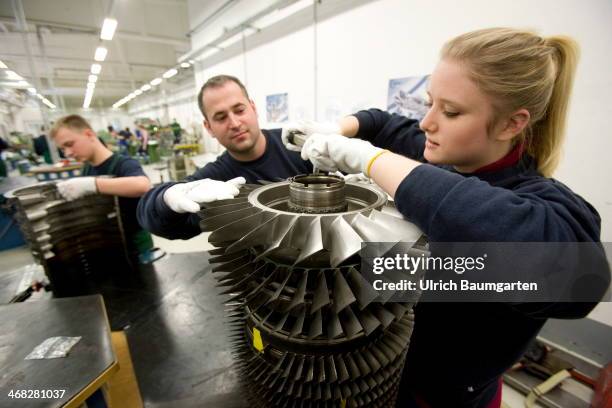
[
  {"xmin": 83, "ymin": 153, "xmax": 146, "ymax": 235},
  {"xmin": 353, "ymin": 109, "xmax": 608, "ymax": 407},
  {"xmin": 137, "ymin": 129, "xmax": 312, "ymax": 239}
]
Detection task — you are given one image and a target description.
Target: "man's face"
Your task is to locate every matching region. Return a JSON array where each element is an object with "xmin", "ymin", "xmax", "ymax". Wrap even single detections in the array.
[
  {"xmin": 54, "ymin": 127, "xmax": 96, "ymax": 162},
  {"xmin": 202, "ymin": 81, "xmax": 261, "ymax": 155}
]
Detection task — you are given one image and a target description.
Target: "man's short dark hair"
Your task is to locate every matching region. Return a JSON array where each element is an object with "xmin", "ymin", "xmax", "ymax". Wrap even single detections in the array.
[{"xmin": 197, "ymin": 75, "xmax": 250, "ymax": 119}]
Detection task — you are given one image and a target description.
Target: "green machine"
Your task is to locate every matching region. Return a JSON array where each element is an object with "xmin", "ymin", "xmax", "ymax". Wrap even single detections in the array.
[{"xmin": 147, "ymin": 140, "xmax": 160, "ymax": 164}]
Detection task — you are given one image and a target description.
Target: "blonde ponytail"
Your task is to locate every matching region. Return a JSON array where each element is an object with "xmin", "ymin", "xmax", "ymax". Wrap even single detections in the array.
[
  {"xmin": 441, "ymin": 28, "xmax": 579, "ymax": 177},
  {"xmin": 530, "ymin": 36, "xmax": 579, "ymax": 177}
]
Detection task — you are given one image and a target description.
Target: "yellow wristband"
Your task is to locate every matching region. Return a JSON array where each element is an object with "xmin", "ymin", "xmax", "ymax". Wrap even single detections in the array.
[{"xmin": 365, "ymin": 149, "xmax": 389, "ymax": 177}]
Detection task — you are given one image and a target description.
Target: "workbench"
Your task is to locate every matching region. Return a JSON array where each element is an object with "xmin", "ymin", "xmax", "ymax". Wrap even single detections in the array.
[{"xmin": 0, "ymin": 295, "xmax": 118, "ymax": 407}]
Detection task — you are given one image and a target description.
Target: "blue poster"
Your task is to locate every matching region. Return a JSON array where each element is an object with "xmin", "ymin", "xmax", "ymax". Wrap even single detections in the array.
[
  {"xmin": 387, "ymin": 76, "xmax": 429, "ymax": 120},
  {"xmin": 266, "ymin": 93, "xmax": 289, "ymax": 123}
]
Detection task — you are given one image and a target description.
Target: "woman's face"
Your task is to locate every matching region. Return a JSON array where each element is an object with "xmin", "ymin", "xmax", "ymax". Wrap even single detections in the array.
[{"xmin": 420, "ymin": 59, "xmax": 508, "ymax": 173}]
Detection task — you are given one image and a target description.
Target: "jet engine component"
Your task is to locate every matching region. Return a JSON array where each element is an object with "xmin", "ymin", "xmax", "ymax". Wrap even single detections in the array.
[
  {"xmin": 201, "ymin": 175, "xmax": 427, "ymax": 407},
  {"xmin": 6, "ymin": 181, "xmax": 130, "ymax": 295}
]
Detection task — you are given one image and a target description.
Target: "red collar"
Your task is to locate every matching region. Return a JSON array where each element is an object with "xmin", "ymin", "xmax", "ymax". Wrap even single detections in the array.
[{"xmin": 473, "ymin": 142, "xmax": 525, "ymax": 174}]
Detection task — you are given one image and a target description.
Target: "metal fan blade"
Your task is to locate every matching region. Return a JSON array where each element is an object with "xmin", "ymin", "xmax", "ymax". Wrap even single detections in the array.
[
  {"xmin": 338, "ymin": 306, "xmax": 363, "ymax": 338},
  {"xmin": 326, "ymin": 216, "xmax": 363, "ymax": 267},
  {"xmin": 350, "ymin": 212, "xmax": 403, "ymax": 243},
  {"xmin": 307, "ymin": 309, "xmax": 323, "ymax": 339},
  {"xmin": 369, "ymin": 209, "xmax": 423, "ymax": 243},
  {"xmin": 356, "ymin": 308, "xmax": 381, "ymax": 336},
  {"xmin": 209, "ymin": 210, "xmax": 275, "ymax": 244},
  {"xmin": 265, "ymin": 267, "xmax": 292, "ymax": 307},
  {"xmin": 326, "ymin": 309, "xmax": 344, "ymax": 339},
  {"xmin": 200, "ymin": 206, "xmax": 261, "ymax": 231},
  {"xmin": 332, "ymin": 269, "xmax": 357, "ymax": 313},
  {"xmin": 294, "ymin": 216, "xmax": 324, "ymax": 265},
  {"xmin": 334, "ymin": 355, "xmax": 350, "ymax": 383},
  {"xmin": 286, "ymin": 270, "xmax": 308, "ymax": 312},
  {"xmin": 199, "ymin": 200, "xmax": 253, "ymax": 217},
  {"xmin": 310, "ymin": 270, "xmax": 330, "ymax": 314},
  {"xmin": 225, "ymin": 214, "xmax": 280, "ymax": 254},
  {"xmin": 346, "ymin": 267, "xmax": 379, "ymax": 310},
  {"xmin": 255, "ymin": 214, "xmax": 299, "ymax": 259},
  {"xmin": 200, "ymin": 196, "xmax": 248, "ymax": 209}
]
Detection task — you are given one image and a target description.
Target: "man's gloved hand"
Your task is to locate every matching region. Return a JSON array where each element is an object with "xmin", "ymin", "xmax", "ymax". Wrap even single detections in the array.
[
  {"xmin": 56, "ymin": 177, "xmax": 98, "ymax": 201},
  {"xmin": 281, "ymin": 120, "xmax": 342, "ymax": 152},
  {"xmin": 163, "ymin": 177, "xmax": 246, "ymax": 214},
  {"xmin": 301, "ymin": 134, "xmax": 387, "ymax": 175}
]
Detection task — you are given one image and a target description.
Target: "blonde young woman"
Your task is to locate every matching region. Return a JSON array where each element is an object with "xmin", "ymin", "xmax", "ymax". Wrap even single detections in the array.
[{"xmin": 284, "ymin": 28, "xmax": 609, "ymax": 407}]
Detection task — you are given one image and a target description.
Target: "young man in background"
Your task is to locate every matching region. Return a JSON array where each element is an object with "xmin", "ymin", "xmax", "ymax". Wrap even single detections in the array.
[{"xmin": 52, "ymin": 114, "xmax": 153, "ymax": 262}]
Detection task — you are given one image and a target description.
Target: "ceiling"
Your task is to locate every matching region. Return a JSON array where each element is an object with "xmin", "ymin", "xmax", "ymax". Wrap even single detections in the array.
[{"xmin": 0, "ymin": 0, "xmax": 192, "ymax": 110}]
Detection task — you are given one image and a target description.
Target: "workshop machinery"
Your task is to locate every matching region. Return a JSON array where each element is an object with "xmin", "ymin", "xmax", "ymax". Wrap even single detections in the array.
[
  {"xmin": 6, "ymin": 181, "xmax": 131, "ymax": 296},
  {"xmin": 202, "ymin": 174, "xmax": 426, "ymax": 407}
]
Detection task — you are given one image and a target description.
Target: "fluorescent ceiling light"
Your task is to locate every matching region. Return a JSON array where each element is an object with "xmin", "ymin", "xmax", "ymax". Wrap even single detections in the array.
[
  {"xmin": 88, "ymin": 74, "xmax": 98, "ymax": 83},
  {"xmin": 94, "ymin": 46, "xmax": 108, "ymax": 62},
  {"xmin": 134, "ymin": 89, "xmax": 142, "ymax": 95},
  {"xmin": 150, "ymin": 77, "xmax": 162, "ymax": 86},
  {"xmin": 91, "ymin": 63, "xmax": 102, "ymax": 74},
  {"xmin": 217, "ymin": 33, "xmax": 242, "ymax": 49},
  {"xmin": 15, "ymin": 80, "xmax": 29, "ymax": 87},
  {"xmin": 162, "ymin": 68, "xmax": 177, "ymax": 79},
  {"xmin": 140, "ymin": 84, "xmax": 151, "ymax": 91},
  {"xmin": 180, "ymin": 62, "xmax": 190, "ymax": 68},
  {"xmin": 27, "ymin": 87, "xmax": 36, "ymax": 94},
  {"xmin": 42, "ymin": 99, "xmax": 56, "ymax": 109},
  {"xmin": 0, "ymin": 60, "xmax": 7, "ymax": 69},
  {"xmin": 83, "ymin": 88, "xmax": 94, "ymax": 108},
  {"xmin": 5, "ymin": 70, "xmax": 23, "ymax": 80},
  {"xmin": 196, "ymin": 48, "xmax": 219, "ymax": 61},
  {"xmin": 86, "ymin": 82, "xmax": 96, "ymax": 89},
  {"xmin": 252, "ymin": 0, "xmax": 312, "ymax": 30},
  {"xmin": 100, "ymin": 18, "xmax": 118, "ymax": 41}
]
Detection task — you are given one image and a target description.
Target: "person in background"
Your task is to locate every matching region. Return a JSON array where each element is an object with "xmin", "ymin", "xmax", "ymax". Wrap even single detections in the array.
[
  {"xmin": 33, "ymin": 126, "xmax": 52, "ymax": 164},
  {"xmin": 170, "ymin": 119, "xmax": 182, "ymax": 144},
  {"xmin": 51, "ymin": 115, "xmax": 154, "ymax": 263},
  {"xmin": 0, "ymin": 135, "xmax": 10, "ymax": 177},
  {"xmin": 137, "ymin": 74, "xmax": 312, "ymax": 240},
  {"xmin": 285, "ymin": 28, "xmax": 609, "ymax": 407},
  {"xmin": 137, "ymin": 123, "xmax": 149, "ymax": 155},
  {"xmin": 107, "ymin": 125, "xmax": 119, "ymax": 140}
]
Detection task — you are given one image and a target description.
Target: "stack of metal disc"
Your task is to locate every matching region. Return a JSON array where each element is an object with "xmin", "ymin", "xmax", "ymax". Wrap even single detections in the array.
[
  {"xmin": 6, "ymin": 181, "xmax": 128, "ymax": 290},
  {"xmin": 200, "ymin": 175, "xmax": 427, "ymax": 407}
]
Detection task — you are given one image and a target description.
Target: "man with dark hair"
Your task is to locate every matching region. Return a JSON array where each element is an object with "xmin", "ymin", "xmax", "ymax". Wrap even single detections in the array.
[{"xmin": 137, "ymin": 74, "xmax": 312, "ymax": 240}]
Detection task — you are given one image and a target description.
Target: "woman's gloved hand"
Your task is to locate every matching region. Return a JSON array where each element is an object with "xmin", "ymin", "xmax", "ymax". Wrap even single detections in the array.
[
  {"xmin": 301, "ymin": 134, "xmax": 387, "ymax": 175},
  {"xmin": 281, "ymin": 120, "xmax": 342, "ymax": 152},
  {"xmin": 57, "ymin": 177, "xmax": 98, "ymax": 201},
  {"xmin": 163, "ymin": 177, "xmax": 246, "ymax": 214}
]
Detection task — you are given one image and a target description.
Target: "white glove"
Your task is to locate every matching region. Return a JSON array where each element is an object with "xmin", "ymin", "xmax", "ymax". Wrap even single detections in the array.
[
  {"xmin": 301, "ymin": 134, "xmax": 386, "ymax": 175},
  {"xmin": 57, "ymin": 177, "xmax": 98, "ymax": 201},
  {"xmin": 163, "ymin": 177, "xmax": 246, "ymax": 214},
  {"xmin": 281, "ymin": 120, "xmax": 342, "ymax": 152},
  {"xmin": 343, "ymin": 172, "xmax": 372, "ymax": 184}
]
